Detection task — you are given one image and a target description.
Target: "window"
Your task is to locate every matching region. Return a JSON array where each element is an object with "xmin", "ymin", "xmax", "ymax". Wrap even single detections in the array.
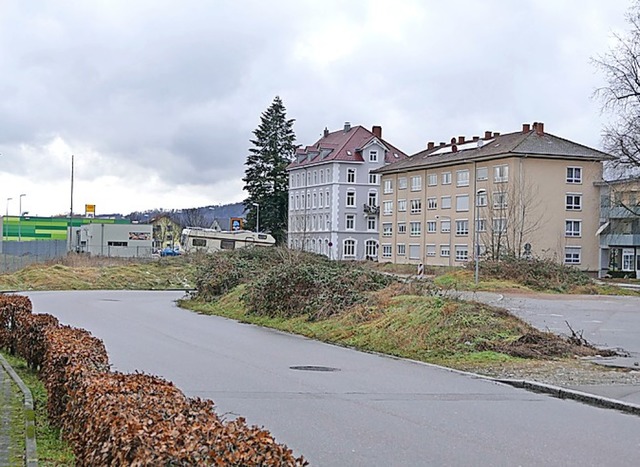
[
  {"xmin": 383, "ymin": 200, "xmax": 393, "ymax": 215},
  {"xmin": 368, "ymin": 191, "xmax": 378, "ymax": 207},
  {"xmin": 441, "ymin": 196, "xmax": 452, "ymax": 209},
  {"xmin": 426, "ymin": 244, "xmax": 436, "ymax": 257},
  {"xmin": 326, "ymin": 190, "xmax": 331, "ymax": 207},
  {"xmin": 346, "ymin": 191, "xmax": 356, "ymax": 207},
  {"xmin": 346, "ymin": 214, "xmax": 355, "ymax": 230},
  {"xmin": 566, "ymin": 194, "xmax": 582, "ymax": 210},
  {"xmin": 476, "ymin": 190, "xmax": 487, "ymax": 207},
  {"xmin": 320, "ymin": 170, "xmax": 324, "ymax": 184},
  {"xmin": 365, "ymin": 240, "xmax": 378, "ymax": 259},
  {"xmin": 307, "ymin": 193, "xmax": 310, "ymax": 209},
  {"xmin": 343, "ymin": 239, "xmax": 356, "ymax": 258},
  {"xmin": 409, "ymin": 244, "xmax": 421, "ymax": 259},
  {"xmin": 441, "ymin": 220, "xmax": 451, "ymax": 233},
  {"xmin": 410, "ymin": 222, "xmax": 421, "ymax": 236},
  {"xmin": 494, "ymin": 165, "xmax": 509, "ymax": 182},
  {"xmin": 427, "ymin": 197, "xmax": 437, "ymax": 210},
  {"xmin": 398, "ymin": 199, "xmax": 407, "ymax": 212},
  {"xmin": 456, "ymin": 220, "xmax": 469, "ymax": 236},
  {"xmin": 427, "ymin": 173, "xmax": 437, "ymax": 186},
  {"xmin": 476, "ymin": 167, "xmax": 488, "ymax": 181},
  {"xmin": 427, "ymin": 221, "xmax": 437, "ymax": 233},
  {"xmin": 382, "ymin": 244, "xmax": 392, "ymax": 258},
  {"xmin": 410, "ymin": 199, "xmax": 422, "ymax": 214},
  {"xmin": 455, "ymin": 245, "xmax": 469, "ymax": 261},
  {"xmin": 440, "ymin": 244, "xmax": 450, "ymax": 257},
  {"xmin": 312, "ymin": 192, "xmax": 317, "ymax": 208},
  {"xmin": 192, "ymin": 238, "xmax": 207, "ymax": 247},
  {"xmin": 442, "ymin": 172, "xmax": 452, "ymax": 185},
  {"xmin": 493, "ymin": 192, "xmax": 508, "ymax": 209},
  {"xmin": 564, "ymin": 246, "xmax": 581, "ymax": 264},
  {"xmin": 476, "ymin": 218, "xmax": 487, "ymax": 232},
  {"xmin": 622, "ymin": 248, "xmax": 635, "ymax": 271},
  {"xmin": 566, "ymin": 167, "xmax": 582, "ymax": 184},
  {"xmin": 456, "ymin": 195, "xmax": 469, "ymax": 212},
  {"xmin": 565, "ymin": 220, "xmax": 582, "ymax": 237},
  {"xmin": 492, "ymin": 218, "xmax": 507, "ymax": 233},
  {"xmin": 347, "ymin": 168, "xmax": 356, "ymax": 183},
  {"xmin": 398, "ymin": 177, "xmax": 407, "ymax": 190},
  {"xmin": 220, "ymin": 239, "xmax": 235, "ymax": 250},
  {"xmin": 411, "ymin": 176, "xmax": 422, "ymax": 191},
  {"xmin": 397, "ymin": 243, "xmax": 406, "ymax": 256},
  {"xmin": 397, "ymin": 222, "xmax": 407, "ymax": 234},
  {"xmin": 367, "ymin": 216, "xmax": 377, "ymax": 231},
  {"xmin": 456, "ymin": 170, "xmax": 470, "ymax": 187},
  {"xmin": 382, "ymin": 223, "xmax": 393, "ymax": 236},
  {"xmin": 296, "ymin": 173, "xmax": 301, "ymax": 187},
  {"xmin": 313, "ymin": 171, "xmax": 317, "ymax": 184},
  {"xmin": 384, "ymin": 179, "xmax": 393, "ymax": 194},
  {"xmin": 369, "ymin": 172, "xmax": 379, "ymax": 184},
  {"xmin": 369, "ymin": 150, "xmax": 378, "ymax": 162},
  {"xmin": 326, "ymin": 168, "xmax": 331, "ymax": 181},
  {"xmin": 307, "ymin": 172, "xmax": 311, "ymax": 186},
  {"xmin": 319, "ymin": 192, "xmax": 324, "ymax": 207}
]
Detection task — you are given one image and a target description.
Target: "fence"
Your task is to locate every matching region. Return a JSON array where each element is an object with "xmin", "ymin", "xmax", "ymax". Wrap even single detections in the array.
[{"xmin": 0, "ymin": 240, "xmax": 154, "ymax": 274}]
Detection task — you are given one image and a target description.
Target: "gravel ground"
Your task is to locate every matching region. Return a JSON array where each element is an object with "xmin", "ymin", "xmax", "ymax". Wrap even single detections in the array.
[{"xmin": 461, "ymin": 358, "xmax": 640, "ymax": 386}]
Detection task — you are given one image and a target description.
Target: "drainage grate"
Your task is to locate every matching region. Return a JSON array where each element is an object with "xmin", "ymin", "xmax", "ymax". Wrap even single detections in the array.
[{"xmin": 289, "ymin": 365, "xmax": 340, "ymax": 372}]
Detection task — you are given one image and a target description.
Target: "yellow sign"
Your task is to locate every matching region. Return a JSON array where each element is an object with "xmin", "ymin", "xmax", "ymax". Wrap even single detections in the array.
[{"xmin": 85, "ymin": 204, "xmax": 96, "ymax": 215}]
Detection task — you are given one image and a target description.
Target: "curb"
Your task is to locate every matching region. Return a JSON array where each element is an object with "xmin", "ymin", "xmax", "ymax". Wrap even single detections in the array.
[
  {"xmin": 0, "ymin": 354, "xmax": 37, "ymax": 466},
  {"xmin": 495, "ymin": 378, "xmax": 640, "ymax": 416}
]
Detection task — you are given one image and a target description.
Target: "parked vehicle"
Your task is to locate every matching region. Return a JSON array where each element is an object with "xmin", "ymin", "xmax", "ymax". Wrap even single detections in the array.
[
  {"xmin": 160, "ymin": 247, "xmax": 181, "ymax": 257},
  {"xmin": 181, "ymin": 227, "xmax": 275, "ymax": 254}
]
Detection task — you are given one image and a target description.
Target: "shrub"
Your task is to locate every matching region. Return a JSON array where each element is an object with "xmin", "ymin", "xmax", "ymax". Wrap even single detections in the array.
[
  {"xmin": 471, "ymin": 256, "xmax": 591, "ymax": 292},
  {"xmin": 243, "ymin": 260, "xmax": 394, "ymax": 320}
]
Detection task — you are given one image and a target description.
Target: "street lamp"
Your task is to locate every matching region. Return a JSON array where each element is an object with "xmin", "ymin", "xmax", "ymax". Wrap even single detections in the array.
[
  {"xmin": 4, "ymin": 197, "xmax": 11, "ymax": 241},
  {"xmin": 18, "ymin": 194, "xmax": 26, "ymax": 241},
  {"xmin": 252, "ymin": 202, "xmax": 260, "ymax": 233},
  {"xmin": 436, "ymin": 215, "xmax": 453, "ymax": 267}
]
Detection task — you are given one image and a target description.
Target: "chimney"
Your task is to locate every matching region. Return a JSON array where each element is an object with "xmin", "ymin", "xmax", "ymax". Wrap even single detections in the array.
[
  {"xmin": 458, "ymin": 136, "xmax": 465, "ymax": 144},
  {"xmin": 450, "ymin": 137, "xmax": 457, "ymax": 144},
  {"xmin": 427, "ymin": 142, "xmax": 435, "ymax": 150},
  {"xmin": 323, "ymin": 127, "xmax": 329, "ymax": 137},
  {"xmin": 536, "ymin": 122, "xmax": 544, "ymax": 135},
  {"xmin": 493, "ymin": 132, "xmax": 500, "ymax": 137},
  {"xmin": 439, "ymin": 142, "xmax": 446, "ymax": 147},
  {"xmin": 472, "ymin": 136, "xmax": 480, "ymax": 141},
  {"xmin": 344, "ymin": 122, "xmax": 351, "ymax": 132},
  {"xmin": 522, "ymin": 123, "xmax": 530, "ymax": 133},
  {"xmin": 452, "ymin": 144, "xmax": 458, "ymax": 153},
  {"xmin": 372, "ymin": 125, "xmax": 382, "ymax": 139},
  {"xmin": 484, "ymin": 131, "xmax": 492, "ymax": 139}
]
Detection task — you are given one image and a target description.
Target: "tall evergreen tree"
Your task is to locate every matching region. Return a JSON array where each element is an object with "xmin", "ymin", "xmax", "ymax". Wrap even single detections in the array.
[{"xmin": 243, "ymin": 96, "xmax": 296, "ymax": 244}]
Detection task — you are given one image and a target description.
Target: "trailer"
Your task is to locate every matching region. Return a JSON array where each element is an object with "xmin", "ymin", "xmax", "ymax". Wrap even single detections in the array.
[{"xmin": 181, "ymin": 227, "xmax": 276, "ymax": 253}]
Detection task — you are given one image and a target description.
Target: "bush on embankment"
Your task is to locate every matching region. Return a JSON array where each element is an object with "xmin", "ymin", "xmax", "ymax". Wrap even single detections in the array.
[{"xmin": 0, "ymin": 293, "xmax": 306, "ymax": 466}]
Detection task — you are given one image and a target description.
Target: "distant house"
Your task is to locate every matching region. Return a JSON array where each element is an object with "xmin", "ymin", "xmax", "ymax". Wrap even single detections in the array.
[
  {"xmin": 287, "ymin": 123, "xmax": 408, "ymax": 260},
  {"xmin": 150, "ymin": 214, "xmax": 183, "ymax": 249},
  {"xmin": 375, "ymin": 122, "xmax": 611, "ymax": 273},
  {"xmin": 597, "ymin": 177, "xmax": 640, "ymax": 278}
]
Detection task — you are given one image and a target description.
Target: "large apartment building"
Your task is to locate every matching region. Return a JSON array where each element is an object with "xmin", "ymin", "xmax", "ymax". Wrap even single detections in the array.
[
  {"xmin": 597, "ymin": 177, "xmax": 640, "ymax": 278},
  {"xmin": 375, "ymin": 122, "xmax": 611, "ymax": 273},
  {"xmin": 287, "ymin": 123, "xmax": 408, "ymax": 260}
]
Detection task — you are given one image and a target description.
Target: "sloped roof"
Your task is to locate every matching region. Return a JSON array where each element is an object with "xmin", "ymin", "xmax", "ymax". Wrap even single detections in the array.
[
  {"xmin": 376, "ymin": 124, "xmax": 612, "ymax": 174},
  {"xmin": 287, "ymin": 125, "xmax": 408, "ymax": 169}
]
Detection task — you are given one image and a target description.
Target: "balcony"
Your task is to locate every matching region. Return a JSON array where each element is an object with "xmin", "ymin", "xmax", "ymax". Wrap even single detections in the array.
[
  {"xmin": 601, "ymin": 206, "xmax": 640, "ymax": 219},
  {"xmin": 363, "ymin": 204, "xmax": 380, "ymax": 216},
  {"xmin": 600, "ymin": 233, "xmax": 640, "ymax": 247}
]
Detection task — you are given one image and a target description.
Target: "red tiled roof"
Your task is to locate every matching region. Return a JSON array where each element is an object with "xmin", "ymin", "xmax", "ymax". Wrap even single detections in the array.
[{"xmin": 288, "ymin": 125, "xmax": 408, "ymax": 169}]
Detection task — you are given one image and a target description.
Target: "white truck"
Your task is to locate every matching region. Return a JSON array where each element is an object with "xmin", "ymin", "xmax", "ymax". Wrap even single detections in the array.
[{"xmin": 180, "ymin": 227, "xmax": 276, "ymax": 253}]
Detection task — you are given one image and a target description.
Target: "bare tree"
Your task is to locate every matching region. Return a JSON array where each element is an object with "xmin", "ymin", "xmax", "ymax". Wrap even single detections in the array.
[
  {"xmin": 478, "ymin": 180, "xmax": 543, "ymax": 260},
  {"xmin": 180, "ymin": 208, "xmax": 208, "ymax": 228},
  {"xmin": 593, "ymin": 2, "xmax": 640, "ymax": 174}
]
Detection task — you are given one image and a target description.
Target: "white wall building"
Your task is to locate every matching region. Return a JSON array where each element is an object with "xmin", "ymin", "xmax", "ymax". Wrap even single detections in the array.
[
  {"xmin": 72, "ymin": 223, "xmax": 153, "ymax": 258},
  {"xmin": 287, "ymin": 123, "xmax": 408, "ymax": 260}
]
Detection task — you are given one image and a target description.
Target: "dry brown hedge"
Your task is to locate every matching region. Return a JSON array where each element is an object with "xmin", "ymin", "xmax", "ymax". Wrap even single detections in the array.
[{"xmin": 0, "ymin": 293, "xmax": 306, "ymax": 466}]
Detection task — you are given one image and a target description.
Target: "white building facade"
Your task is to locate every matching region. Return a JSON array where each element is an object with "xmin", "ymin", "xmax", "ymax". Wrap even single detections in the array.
[{"xmin": 287, "ymin": 123, "xmax": 408, "ymax": 260}]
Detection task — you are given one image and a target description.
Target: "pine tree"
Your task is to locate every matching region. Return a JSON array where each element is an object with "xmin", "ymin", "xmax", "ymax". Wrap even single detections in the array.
[{"xmin": 243, "ymin": 96, "xmax": 296, "ymax": 244}]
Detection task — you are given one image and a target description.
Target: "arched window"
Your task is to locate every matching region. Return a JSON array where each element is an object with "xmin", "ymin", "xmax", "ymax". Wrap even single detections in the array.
[
  {"xmin": 365, "ymin": 239, "xmax": 378, "ymax": 260},
  {"xmin": 343, "ymin": 239, "xmax": 356, "ymax": 258}
]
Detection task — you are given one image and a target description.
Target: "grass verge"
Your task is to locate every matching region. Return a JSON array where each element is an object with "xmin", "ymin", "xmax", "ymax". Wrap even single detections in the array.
[
  {"xmin": 180, "ymin": 285, "xmax": 558, "ymax": 367},
  {"xmin": 1, "ymin": 353, "xmax": 74, "ymax": 466}
]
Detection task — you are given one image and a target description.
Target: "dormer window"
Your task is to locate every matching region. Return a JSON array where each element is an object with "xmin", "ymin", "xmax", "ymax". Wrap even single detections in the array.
[{"xmin": 369, "ymin": 150, "xmax": 378, "ymax": 162}]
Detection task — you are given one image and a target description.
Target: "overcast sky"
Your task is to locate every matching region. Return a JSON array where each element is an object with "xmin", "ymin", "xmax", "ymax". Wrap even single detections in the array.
[{"xmin": 0, "ymin": 0, "xmax": 632, "ymax": 217}]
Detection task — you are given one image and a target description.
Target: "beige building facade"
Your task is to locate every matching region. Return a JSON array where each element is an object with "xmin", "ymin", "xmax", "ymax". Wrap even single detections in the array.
[{"xmin": 375, "ymin": 123, "xmax": 610, "ymax": 273}]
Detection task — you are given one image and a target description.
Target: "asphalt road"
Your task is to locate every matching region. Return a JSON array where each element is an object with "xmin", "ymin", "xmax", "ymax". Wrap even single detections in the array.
[{"xmin": 26, "ymin": 291, "xmax": 640, "ymax": 466}]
